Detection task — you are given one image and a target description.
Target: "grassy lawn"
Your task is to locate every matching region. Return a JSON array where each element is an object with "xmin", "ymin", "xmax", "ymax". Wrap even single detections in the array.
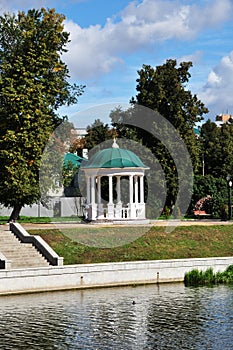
[
  {"xmin": 0, "ymin": 216, "xmax": 82, "ymax": 224},
  {"xmin": 28, "ymin": 225, "xmax": 233, "ymax": 265}
]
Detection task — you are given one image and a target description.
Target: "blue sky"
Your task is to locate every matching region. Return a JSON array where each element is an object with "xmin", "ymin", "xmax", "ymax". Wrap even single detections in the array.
[{"xmin": 1, "ymin": 0, "xmax": 233, "ymax": 127}]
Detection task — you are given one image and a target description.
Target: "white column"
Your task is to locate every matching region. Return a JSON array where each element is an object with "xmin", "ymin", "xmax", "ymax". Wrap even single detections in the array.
[
  {"xmin": 128, "ymin": 175, "xmax": 136, "ymax": 219},
  {"xmin": 129, "ymin": 175, "xmax": 134, "ymax": 204},
  {"xmin": 86, "ymin": 176, "xmax": 90, "ymax": 204},
  {"xmin": 109, "ymin": 175, "xmax": 113, "ymax": 204},
  {"xmin": 134, "ymin": 176, "xmax": 138, "ymax": 204},
  {"xmin": 115, "ymin": 176, "xmax": 122, "ymax": 219},
  {"xmin": 91, "ymin": 176, "xmax": 96, "ymax": 204},
  {"xmin": 116, "ymin": 176, "xmax": 121, "ymax": 203},
  {"xmin": 107, "ymin": 175, "xmax": 114, "ymax": 219},
  {"xmin": 97, "ymin": 176, "xmax": 104, "ymax": 219},
  {"xmin": 140, "ymin": 175, "xmax": 144, "ymax": 203},
  {"xmin": 97, "ymin": 176, "xmax": 101, "ymax": 204}
]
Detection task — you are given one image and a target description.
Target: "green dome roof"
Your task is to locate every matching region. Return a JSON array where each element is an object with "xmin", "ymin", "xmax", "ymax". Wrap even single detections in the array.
[
  {"xmin": 64, "ymin": 153, "xmax": 84, "ymax": 168},
  {"xmin": 82, "ymin": 147, "xmax": 147, "ymax": 169}
]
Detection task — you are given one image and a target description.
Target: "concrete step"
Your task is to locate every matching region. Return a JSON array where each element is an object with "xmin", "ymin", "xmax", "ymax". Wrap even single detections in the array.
[
  {"xmin": 0, "ymin": 236, "xmax": 20, "ymax": 242},
  {"xmin": 11, "ymin": 256, "xmax": 48, "ymax": 263},
  {"xmin": 0, "ymin": 249, "xmax": 40, "ymax": 255},
  {"xmin": 0, "ymin": 233, "xmax": 20, "ymax": 241},
  {"xmin": 0, "ymin": 228, "xmax": 50, "ymax": 269},
  {"xmin": 1, "ymin": 247, "xmax": 40, "ymax": 252},
  {"xmin": 4, "ymin": 255, "xmax": 49, "ymax": 267},
  {"xmin": 0, "ymin": 242, "xmax": 38, "ymax": 249},
  {"xmin": 0, "ymin": 243, "xmax": 35, "ymax": 248},
  {"xmin": 0, "ymin": 244, "xmax": 41, "ymax": 253},
  {"xmin": 1, "ymin": 250, "xmax": 44, "ymax": 258},
  {"xmin": 11, "ymin": 260, "xmax": 49, "ymax": 268}
]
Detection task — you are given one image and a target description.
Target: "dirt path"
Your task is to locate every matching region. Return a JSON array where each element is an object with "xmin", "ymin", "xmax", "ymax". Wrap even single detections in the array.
[{"xmin": 3, "ymin": 219, "xmax": 233, "ymax": 231}]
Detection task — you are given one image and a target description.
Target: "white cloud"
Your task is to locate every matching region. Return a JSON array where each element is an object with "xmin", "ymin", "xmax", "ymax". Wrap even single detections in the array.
[
  {"xmin": 177, "ymin": 51, "xmax": 203, "ymax": 65},
  {"xmin": 64, "ymin": 20, "xmax": 124, "ymax": 80},
  {"xmin": 64, "ymin": 0, "xmax": 233, "ymax": 80},
  {"xmin": 207, "ymin": 71, "xmax": 222, "ymax": 86},
  {"xmin": 199, "ymin": 51, "xmax": 233, "ymax": 116},
  {"xmin": 1, "ymin": 0, "xmax": 233, "ymax": 85},
  {"xmin": 188, "ymin": 0, "xmax": 233, "ymax": 29}
]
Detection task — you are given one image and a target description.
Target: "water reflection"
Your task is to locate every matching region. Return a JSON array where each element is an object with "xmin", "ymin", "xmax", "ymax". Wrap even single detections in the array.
[{"xmin": 0, "ymin": 283, "xmax": 232, "ymax": 349}]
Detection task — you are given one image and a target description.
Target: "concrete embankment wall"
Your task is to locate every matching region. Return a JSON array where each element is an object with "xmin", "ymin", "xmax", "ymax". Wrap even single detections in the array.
[{"xmin": 0, "ymin": 256, "xmax": 233, "ymax": 295}]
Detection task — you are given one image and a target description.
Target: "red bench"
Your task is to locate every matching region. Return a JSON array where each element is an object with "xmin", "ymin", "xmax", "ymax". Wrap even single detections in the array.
[{"xmin": 193, "ymin": 210, "xmax": 211, "ymax": 218}]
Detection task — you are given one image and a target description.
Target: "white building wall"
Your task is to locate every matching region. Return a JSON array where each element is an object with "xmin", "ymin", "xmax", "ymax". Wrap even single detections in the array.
[{"xmin": 0, "ymin": 197, "xmax": 85, "ymax": 218}]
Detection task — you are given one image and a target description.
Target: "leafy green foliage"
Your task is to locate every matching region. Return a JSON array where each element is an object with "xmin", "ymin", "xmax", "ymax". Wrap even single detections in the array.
[
  {"xmin": 200, "ymin": 119, "xmax": 233, "ymax": 178},
  {"xmin": 131, "ymin": 60, "xmax": 207, "ymax": 129},
  {"xmin": 193, "ymin": 119, "xmax": 233, "ymax": 217},
  {"xmin": 82, "ymin": 119, "xmax": 117, "ymax": 151},
  {"xmin": 111, "ymin": 60, "xmax": 208, "ymax": 210},
  {"xmin": 0, "ymin": 8, "xmax": 84, "ymax": 220},
  {"xmin": 130, "ymin": 60, "xmax": 208, "ymax": 170},
  {"xmin": 184, "ymin": 265, "xmax": 233, "ymax": 287},
  {"xmin": 62, "ymin": 161, "xmax": 81, "ymax": 197},
  {"xmin": 191, "ymin": 175, "xmax": 228, "ymax": 218}
]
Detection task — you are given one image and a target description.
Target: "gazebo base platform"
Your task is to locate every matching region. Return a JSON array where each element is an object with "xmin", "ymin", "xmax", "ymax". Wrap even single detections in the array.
[
  {"xmin": 113, "ymin": 219, "xmax": 150, "ymax": 225},
  {"xmin": 87, "ymin": 219, "xmax": 150, "ymax": 225}
]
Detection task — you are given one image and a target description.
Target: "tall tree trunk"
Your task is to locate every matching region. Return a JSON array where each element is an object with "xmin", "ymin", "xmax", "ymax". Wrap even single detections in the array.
[{"xmin": 8, "ymin": 205, "xmax": 22, "ymax": 222}]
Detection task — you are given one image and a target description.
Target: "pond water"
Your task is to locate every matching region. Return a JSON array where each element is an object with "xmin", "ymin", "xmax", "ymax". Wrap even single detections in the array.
[{"xmin": 0, "ymin": 283, "xmax": 233, "ymax": 349}]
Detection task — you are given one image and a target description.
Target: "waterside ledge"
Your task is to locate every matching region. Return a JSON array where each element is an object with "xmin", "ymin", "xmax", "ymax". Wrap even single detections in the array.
[{"xmin": 0, "ymin": 256, "xmax": 233, "ymax": 296}]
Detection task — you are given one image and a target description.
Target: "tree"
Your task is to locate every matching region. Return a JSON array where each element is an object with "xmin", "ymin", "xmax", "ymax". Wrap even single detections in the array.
[
  {"xmin": 111, "ymin": 60, "xmax": 208, "ymax": 211},
  {"xmin": 131, "ymin": 60, "xmax": 207, "ymax": 126},
  {"xmin": 82, "ymin": 119, "xmax": 117, "ymax": 153},
  {"xmin": 192, "ymin": 119, "xmax": 233, "ymax": 218},
  {"xmin": 200, "ymin": 119, "xmax": 233, "ymax": 178},
  {"xmin": 0, "ymin": 8, "xmax": 84, "ymax": 220},
  {"xmin": 130, "ymin": 59, "xmax": 208, "ymax": 171}
]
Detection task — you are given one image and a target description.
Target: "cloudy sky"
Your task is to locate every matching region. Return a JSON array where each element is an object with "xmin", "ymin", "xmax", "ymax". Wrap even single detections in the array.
[{"xmin": 1, "ymin": 0, "xmax": 233, "ymax": 127}]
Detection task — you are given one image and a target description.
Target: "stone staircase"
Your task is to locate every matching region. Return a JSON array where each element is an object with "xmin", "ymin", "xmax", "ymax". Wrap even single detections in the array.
[{"xmin": 0, "ymin": 227, "xmax": 50, "ymax": 269}]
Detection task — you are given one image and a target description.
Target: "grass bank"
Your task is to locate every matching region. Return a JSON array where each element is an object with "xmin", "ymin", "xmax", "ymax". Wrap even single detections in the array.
[{"xmin": 28, "ymin": 224, "xmax": 233, "ymax": 265}]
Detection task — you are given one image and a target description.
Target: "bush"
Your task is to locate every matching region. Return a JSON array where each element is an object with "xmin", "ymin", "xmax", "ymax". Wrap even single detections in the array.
[
  {"xmin": 184, "ymin": 268, "xmax": 215, "ymax": 286},
  {"xmin": 190, "ymin": 175, "xmax": 228, "ymax": 218},
  {"xmin": 184, "ymin": 265, "xmax": 233, "ymax": 286}
]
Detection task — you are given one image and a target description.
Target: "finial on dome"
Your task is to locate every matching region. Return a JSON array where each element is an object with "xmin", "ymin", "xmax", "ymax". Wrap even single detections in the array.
[{"xmin": 112, "ymin": 138, "xmax": 119, "ymax": 148}]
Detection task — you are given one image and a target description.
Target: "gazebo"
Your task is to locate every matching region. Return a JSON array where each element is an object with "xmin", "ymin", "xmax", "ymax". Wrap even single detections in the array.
[{"xmin": 81, "ymin": 140, "xmax": 149, "ymax": 222}]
